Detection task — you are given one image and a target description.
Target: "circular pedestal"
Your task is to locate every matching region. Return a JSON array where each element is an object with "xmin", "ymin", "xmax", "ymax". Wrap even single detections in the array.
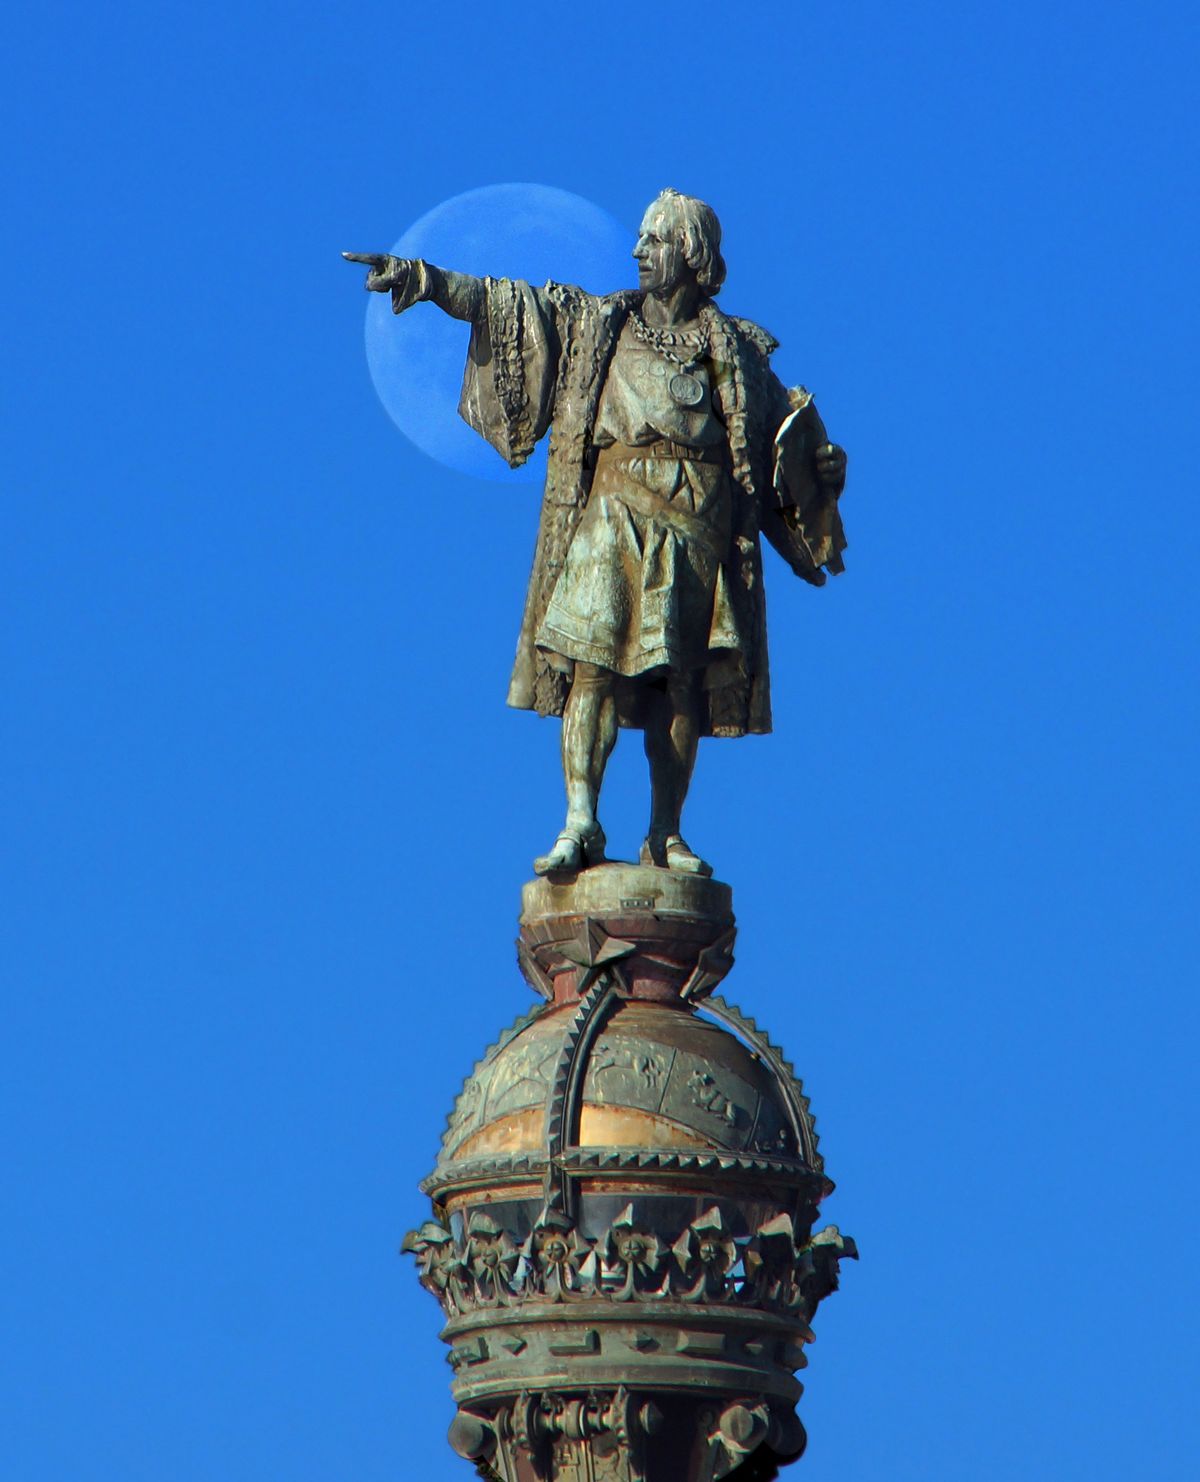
[{"xmin": 519, "ymin": 862, "xmax": 736, "ymax": 1004}]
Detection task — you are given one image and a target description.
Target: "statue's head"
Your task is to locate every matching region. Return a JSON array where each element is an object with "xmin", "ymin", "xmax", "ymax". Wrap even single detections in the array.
[{"xmin": 634, "ymin": 189, "xmax": 727, "ymax": 298}]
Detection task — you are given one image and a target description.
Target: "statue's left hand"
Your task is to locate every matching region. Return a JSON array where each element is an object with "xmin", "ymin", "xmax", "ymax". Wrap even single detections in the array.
[{"xmin": 815, "ymin": 442, "xmax": 847, "ymax": 497}]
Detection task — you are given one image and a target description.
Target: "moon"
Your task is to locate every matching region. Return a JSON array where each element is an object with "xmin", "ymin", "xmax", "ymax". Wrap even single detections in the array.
[{"xmin": 363, "ymin": 183, "xmax": 632, "ymax": 482}]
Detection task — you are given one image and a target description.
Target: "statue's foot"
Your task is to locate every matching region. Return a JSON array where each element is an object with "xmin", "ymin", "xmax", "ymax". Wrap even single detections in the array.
[
  {"xmin": 639, "ymin": 833, "xmax": 713, "ymax": 878},
  {"xmin": 533, "ymin": 822, "xmax": 607, "ymax": 877}
]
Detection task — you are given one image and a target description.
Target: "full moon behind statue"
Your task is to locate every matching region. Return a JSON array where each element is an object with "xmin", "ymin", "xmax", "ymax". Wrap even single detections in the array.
[{"xmin": 364, "ymin": 183, "xmax": 629, "ymax": 482}]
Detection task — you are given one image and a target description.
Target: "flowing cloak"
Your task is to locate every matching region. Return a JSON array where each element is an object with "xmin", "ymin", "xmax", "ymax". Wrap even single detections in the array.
[{"xmin": 456, "ymin": 277, "xmax": 846, "ymax": 738}]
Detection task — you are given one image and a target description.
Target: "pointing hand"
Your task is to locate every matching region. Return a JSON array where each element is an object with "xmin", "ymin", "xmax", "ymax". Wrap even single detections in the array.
[{"xmin": 342, "ymin": 252, "xmax": 412, "ymax": 296}]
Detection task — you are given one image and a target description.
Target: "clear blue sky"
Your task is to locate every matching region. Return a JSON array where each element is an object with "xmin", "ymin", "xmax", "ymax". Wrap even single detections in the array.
[{"xmin": 3, "ymin": 3, "xmax": 1197, "ymax": 1478}]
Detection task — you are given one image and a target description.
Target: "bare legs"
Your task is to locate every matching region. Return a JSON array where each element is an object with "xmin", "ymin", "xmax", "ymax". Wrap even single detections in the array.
[
  {"xmin": 562, "ymin": 663, "xmax": 619, "ymax": 833},
  {"xmin": 533, "ymin": 664, "xmax": 710, "ymax": 877},
  {"xmin": 533, "ymin": 663, "xmax": 617, "ymax": 874},
  {"xmin": 641, "ymin": 670, "xmax": 711, "ymax": 876}
]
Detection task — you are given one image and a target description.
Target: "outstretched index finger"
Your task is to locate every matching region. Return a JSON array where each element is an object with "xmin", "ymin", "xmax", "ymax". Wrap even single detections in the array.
[{"xmin": 342, "ymin": 251, "xmax": 388, "ymax": 268}]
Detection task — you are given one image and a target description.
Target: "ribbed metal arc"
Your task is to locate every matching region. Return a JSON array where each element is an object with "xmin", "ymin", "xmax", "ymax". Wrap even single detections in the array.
[
  {"xmin": 703, "ymin": 995, "xmax": 822, "ymax": 1172},
  {"xmin": 540, "ymin": 977, "xmax": 620, "ymax": 1215}
]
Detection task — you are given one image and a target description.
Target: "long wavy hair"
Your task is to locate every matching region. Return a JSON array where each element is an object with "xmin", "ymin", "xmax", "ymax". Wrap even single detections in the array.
[{"xmin": 653, "ymin": 188, "xmax": 727, "ymax": 295}]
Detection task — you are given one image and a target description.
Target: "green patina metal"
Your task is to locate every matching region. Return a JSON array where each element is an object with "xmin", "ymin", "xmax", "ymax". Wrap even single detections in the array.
[{"xmin": 346, "ymin": 189, "xmax": 855, "ymax": 1480}]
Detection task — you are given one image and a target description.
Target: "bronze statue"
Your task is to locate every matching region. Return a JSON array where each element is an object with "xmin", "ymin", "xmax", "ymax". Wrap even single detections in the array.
[
  {"xmin": 346, "ymin": 190, "xmax": 847, "ymax": 879},
  {"xmin": 347, "ymin": 191, "xmax": 857, "ymax": 1479}
]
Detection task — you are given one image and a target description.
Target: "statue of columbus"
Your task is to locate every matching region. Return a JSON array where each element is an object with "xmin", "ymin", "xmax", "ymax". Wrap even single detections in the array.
[{"xmin": 346, "ymin": 189, "xmax": 847, "ymax": 877}]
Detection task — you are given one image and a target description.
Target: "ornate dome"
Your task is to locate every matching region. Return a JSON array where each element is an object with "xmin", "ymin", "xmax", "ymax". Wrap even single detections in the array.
[
  {"xmin": 404, "ymin": 867, "xmax": 854, "ymax": 1482},
  {"xmin": 420, "ymin": 862, "xmax": 827, "ymax": 1219},
  {"xmin": 423, "ymin": 991, "xmax": 828, "ymax": 1223}
]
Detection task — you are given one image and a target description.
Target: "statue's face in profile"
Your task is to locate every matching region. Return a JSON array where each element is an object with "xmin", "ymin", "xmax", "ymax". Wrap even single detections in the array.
[{"xmin": 633, "ymin": 202, "xmax": 690, "ymax": 296}]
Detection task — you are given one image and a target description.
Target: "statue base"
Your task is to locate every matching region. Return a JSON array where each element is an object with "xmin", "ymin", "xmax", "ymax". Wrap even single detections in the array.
[
  {"xmin": 518, "ymin": 862, "xmax": 736, "ymax": 1005},
  {"xmin": 404, "ymin": 862, "xmax": 853, "ymax": 1482}
]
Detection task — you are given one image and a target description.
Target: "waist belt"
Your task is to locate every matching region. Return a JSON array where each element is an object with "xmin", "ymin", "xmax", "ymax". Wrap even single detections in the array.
[
  {"xmin": 590, "ymin": 451, "xmax": 729, "ymax": 559},
  {"xmin": 595, "ymin": 439, "xmax": 727, "ymax": 465}
]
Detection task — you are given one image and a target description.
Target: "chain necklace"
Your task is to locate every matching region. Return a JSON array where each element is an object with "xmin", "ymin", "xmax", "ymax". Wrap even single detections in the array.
[{"xmin": 629, "ymin": 310, "xmax": 710, "ymax": 407}]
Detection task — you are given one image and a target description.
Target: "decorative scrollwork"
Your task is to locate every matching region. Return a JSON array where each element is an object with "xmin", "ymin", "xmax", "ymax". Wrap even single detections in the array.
[
  {"xmin": 401, "ymin": 1220, "xmax": 471, "ymax": 1315},
  {"xmin": 465, "ymin": 1211, "xmax": 521, "ymax": 1306},
  {"xmin": 402, "ymin": 1206, "xmax": 856, "ymax": 1332},
  {"xmin": 601, "ymin": 1203, "xmax": 666, "ymax": 1301},
  {"xmin": 520, "ymin": 1207, "xmax": 596, "ymax": 1301},
  {"xmin": 670, "ymin": 1206, "xmax": 739, "ymax": 1302}
]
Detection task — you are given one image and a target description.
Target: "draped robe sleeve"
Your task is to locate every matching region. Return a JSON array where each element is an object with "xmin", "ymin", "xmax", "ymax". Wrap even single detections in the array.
[
  {"xmin": 457, "ymin": 276, "xmax": 561, "ymax": 469},
  {"xmin": 455, "ymin": 277, "xmax": 631, "ymax": 718}
]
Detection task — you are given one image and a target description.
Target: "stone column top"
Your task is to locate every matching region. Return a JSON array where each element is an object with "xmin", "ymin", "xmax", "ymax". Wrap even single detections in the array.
[
  {"xmin": 518, "ymin": 862, "xmax": 735, "ymax": 1006},
  {"xmin": 521, "ymin": 861, "xmax": 732, "ymax": 925}
]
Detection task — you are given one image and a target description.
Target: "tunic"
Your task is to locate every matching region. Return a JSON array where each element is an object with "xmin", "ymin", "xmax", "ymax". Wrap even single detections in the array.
[
  {"xmin": 536, "ymin": 321, "xmax": 748, "ymax": 681},
  {"xmin": 449, "ymin": 277, "xmax": 846, "ymax": 737}
]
